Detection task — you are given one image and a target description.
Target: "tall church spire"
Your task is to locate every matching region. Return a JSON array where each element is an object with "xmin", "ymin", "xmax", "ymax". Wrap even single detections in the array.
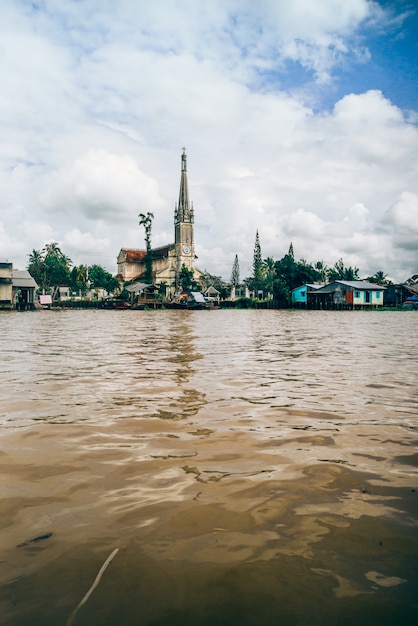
[
  {"xmin": 174, "ymin": 147, "xmax": 195, "ymax": 286},
  {"xmin": 176, "ymin": 147, "xmax": 192, "ymax": 223}
]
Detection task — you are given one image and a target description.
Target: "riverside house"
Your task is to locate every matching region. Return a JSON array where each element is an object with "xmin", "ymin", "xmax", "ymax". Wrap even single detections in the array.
[
  {"xmin": 0, "ymin": 262, "xmax": 13, "ymax": 309},
  {"xmin": 307, "ymin": 280, "xmax": 386, "ymax": 310},
  {"xmin": 13, "ymin": 270, "xmax": 38, "ymax": 310},
  {"xmin": 292, "ymin": 283, "xmax": 323, "ymax": 307},
  {"xmin": 0, "ymin": 264, "xmax": 38, "ymax": 310}
]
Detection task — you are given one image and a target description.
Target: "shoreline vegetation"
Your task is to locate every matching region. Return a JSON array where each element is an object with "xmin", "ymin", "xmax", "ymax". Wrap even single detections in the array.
[
  {"xmin": 24, "ymin": 298, "xmax": 413, "ymax": 311},
  {"xmin": 7, "ymin": 239, "xmax": 414, "ymax": 312}
]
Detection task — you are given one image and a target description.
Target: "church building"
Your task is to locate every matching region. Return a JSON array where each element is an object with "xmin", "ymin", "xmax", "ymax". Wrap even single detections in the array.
[{"xmin": 117, "ymin": 148, "xmax": 202, "ymax": 295}]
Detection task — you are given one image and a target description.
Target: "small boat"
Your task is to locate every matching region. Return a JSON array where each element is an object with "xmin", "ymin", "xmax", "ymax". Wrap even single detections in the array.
[
  {"xmin": 101, "ymin": 299, "xmax": 131, "ymax": 310},
  {"xmin": 166, "ymin": 291, "xmax": 210, "ymax": 310}
]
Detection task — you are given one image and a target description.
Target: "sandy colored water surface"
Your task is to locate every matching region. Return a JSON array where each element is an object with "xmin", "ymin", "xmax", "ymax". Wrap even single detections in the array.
[{"xmin": 0, "ymin": 309, "xmax": 417, "ymax": 625}]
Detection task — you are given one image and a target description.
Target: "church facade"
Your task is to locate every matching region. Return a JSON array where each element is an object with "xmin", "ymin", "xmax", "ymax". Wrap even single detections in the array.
[{"xmin": 117, "ymin": 148, "xmax": 201, "ymax": 295}]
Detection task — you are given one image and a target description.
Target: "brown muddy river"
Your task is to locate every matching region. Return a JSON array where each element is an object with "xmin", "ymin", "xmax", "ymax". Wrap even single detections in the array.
[{"xmin": 0, "ymin": 309, "xmax": 417, "ymax": 626}]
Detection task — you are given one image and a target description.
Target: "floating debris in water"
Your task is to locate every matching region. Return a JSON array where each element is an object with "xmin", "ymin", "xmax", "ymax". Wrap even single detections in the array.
[
  {"xmin": 66, "ymin": 548, "xmax": 119, "ymax": 626},
  {"xmin": 16, "ymin": 532, "xmax": 53, "ymax": 548}
]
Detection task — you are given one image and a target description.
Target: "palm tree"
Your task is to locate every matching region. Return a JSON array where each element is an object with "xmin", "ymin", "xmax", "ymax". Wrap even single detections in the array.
[
  {"xmin": 263, "ymin": 256, "xmax": 275, "ymax": 275},
  {"xmin": 75, "ymin": 264, "xmax": 87, "ymax": 284},
  {"xmin": 28, "ymin": 248, "xmax": 43, "ymax": 265},
  {"xmin": 370, "ymin": 270, "xmax": 390, "ymax": 285},
  {"xmin": 73, "ymin": 264, "xmax": 88, "ymax": 294},
  {"xmin": 27, "ymin": 249, "xmax": 45, "ymax": 285},
  {"xmin": 314, "ymin": 261, "xmax": 328, "ymax": 283},
  {"xmin": 43, "ymin": 241, "xmax": 62, "ymax": 259},
  {"xmin": 139, "ymin": 212, "xmax": 154, "ymax": 283},
  {"xmin": 327, "ymin": 259, "xmax": 359, "ymax": 282},
  {"xmin": 263, "ymin": 256, "xmax": 275, "ymax": 296}
]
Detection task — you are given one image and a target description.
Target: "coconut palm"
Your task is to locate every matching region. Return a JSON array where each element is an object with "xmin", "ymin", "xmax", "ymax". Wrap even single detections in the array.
[
  {"xmin": 27, "ymin": 249, "xmax": 45, "ymax": 285},
  {"xmin": 370, "ymin": 270, "xmax": 390, "ymax": 285},
  {"xmin": 139, "ymin": 212, "xmax": 154, "ymax": 283}
]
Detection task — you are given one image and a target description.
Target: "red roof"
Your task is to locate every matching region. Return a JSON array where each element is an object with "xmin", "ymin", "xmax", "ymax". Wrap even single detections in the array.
[
  {"xmin": 121, "ymin": 245, "xmax": 174, "ymax": 263},
  {"xmin": 124, "ymin": 249, "xmax": 146, "ymax": 263}
]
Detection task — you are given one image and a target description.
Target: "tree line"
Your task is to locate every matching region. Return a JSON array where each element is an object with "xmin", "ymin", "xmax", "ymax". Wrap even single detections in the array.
[
  {"xmin": 137, "ymin": 214, "xmax": 392, "ymax": 304},
  {"xmin": 235, "ymin": 231, "xmax": 391, "ymax": 306},
  {"xmin": 27, "ymin": 242, "xmax": 119, "ymax": 295},
  {"xmin": 26, "ymin": 224, "xmax": 392, "ymax": 304}
]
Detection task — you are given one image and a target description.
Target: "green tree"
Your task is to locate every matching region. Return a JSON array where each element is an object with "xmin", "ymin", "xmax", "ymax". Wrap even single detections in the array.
[
  {"xmin": 327, "ymin": 258, "xmax": 359, "ymax": 282},
  {"xmin": 27, "ymin": 249, "xmax": 46, "ymax": 285},
  {"xmin": 76, "ymin": 264, "xmax": 88, "ymax": 285},
  {"xmin": 139, "ymin": 212, "xmax": 154, "ymax": 283},
  {"xmin": 262, "ymin": 256, "xmax": 276, "ymax": 294},
  {"xmin": 44, "ymin": 245, "xmax": 71, "ymax": 287},
  {"xmin": 199, "ymin": 271, "xmax": 229, "ymax": 299},
  {"xmin": 367, "ymin": 270, "xmax": 391, "ymax": 285},
  {"xmin": 271, "ymin": 245, "xmax": 321, "ymax": 307},
  {"xmin": 295, "ymin": 259, "xmax": 321, "ymax": 286},
  {"xmin": 272, "ymin": 276, "xmax": 291, "ymax": 308},
  {"xmin": 28, "ymin": 242, "xmax": 71, "ymax": 290},
  {"xmin": 88, "ymin": 264, "xmax": 119, "ymax": 293},
  {"xmin": 70, "ymin": 265, "xmax": 87, "ymax": 293},
  {"xmin": 230, "ymin": 254, "xmax": 240, "ymax": 287},
  {"xmin": 248, "ymin": 230, "xmax": 265, "ymax": 294},
  {"xmin": 70, "ymin": 264, "xmax": 89, "ymax": 294},
  {"xmin": 274, "ymin": 250, "xmax": 297, "ymax": 292},
  {"xmin": 179, "ymin": 265, "xmax": 198, "ymax": 290},
  {"xmin": 314, "ymin": 260, "xmax": 328, "ymax": 283}
]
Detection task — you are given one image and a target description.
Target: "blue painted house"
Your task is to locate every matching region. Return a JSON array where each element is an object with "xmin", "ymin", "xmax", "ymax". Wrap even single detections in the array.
[{"xmin": 292, "ymin": 283, "xmax": 322, "ymax": 306}]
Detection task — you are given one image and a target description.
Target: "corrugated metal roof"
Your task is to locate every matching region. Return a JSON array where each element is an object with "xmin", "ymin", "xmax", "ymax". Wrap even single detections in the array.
[
  {"xmin": 126, "ymin": 282, "xmax": 147, "ymax": 292},
  {"xmin": 191, "ymin": 291, "xmax": 206, "ymax": 303},
  {"xmin": 292, "ymin": 283, "xmax": 323, "ymax": 292},
  {"xmin": 12, "ymin": 270, "xmax": 38, "ymax": 288},
  {"xmin": 315, "ymin": 280, "xmax": 387, "ymax": 292},
  {"xmin": 126, "ymin": 282, "xmax": 157, "ymax": 293},
  {"xmin": 334, "ymin": 280, "xmax": 387, "ymax": 290}
]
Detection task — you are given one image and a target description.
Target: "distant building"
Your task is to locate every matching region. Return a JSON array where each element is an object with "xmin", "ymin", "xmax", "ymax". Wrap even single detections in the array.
[
  {"xmin": 0, "ymin": 262, "xmax": 13, "ymax": 309},
  {"xmin": 230, "ymin": 285, "xmax": 250, "ymax": 300},
  {"xmin": 56, "ymin": 286, "xmax": 71, "ymax": 301},
  {"xmin": 204, "ymin": 285, "xmax": 221, "ymax": 304},
  {"xmin": 0, "ymin": 265, "xmax": 38, "ymax": 310},
  {"xmin": 307, "ymin": 280, "xmax": 386, "ymax": 309},
  {"xmin": 383, "ymin": 284, "xmax": 411, "ymax": 307},
  {"xmin": 12, "ymin": 270, "xmax": 38, "ymax": 310},
  {"xmin": 117, "ymin": 148, "xmax": 202, "ymax": 296},
  {"xmin": 292, "ymin": 283, "xmax": 322, "ymax": 307}
]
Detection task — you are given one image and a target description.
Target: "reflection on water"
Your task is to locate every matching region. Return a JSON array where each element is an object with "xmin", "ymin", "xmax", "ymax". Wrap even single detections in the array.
[{"xmin": 0, "ymin": 309, "xmax": 417, "ymax": 625}]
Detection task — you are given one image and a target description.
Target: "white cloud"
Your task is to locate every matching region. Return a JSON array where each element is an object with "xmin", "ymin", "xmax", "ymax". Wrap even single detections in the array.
[
  {"xmin": 0, "ymin": 0, "xmax": 417, "ymax": 281},
  {"xmin": 41, "ymin": 149, "xmax": 162, "ymax": 222},
  {"xmin": 383, "ymin": 192, "xmax": 418, "ymax": 256},
  {"xmin": 62, "ymin": 228, "xmax": 111, "ymax": 266},
  {"xmin": 281, "ymin": 209, "xmax": 326, "ymax": 239},
  {"xmin": 384, "ymin": 191, "xmax": 418, "ymax": 232}
]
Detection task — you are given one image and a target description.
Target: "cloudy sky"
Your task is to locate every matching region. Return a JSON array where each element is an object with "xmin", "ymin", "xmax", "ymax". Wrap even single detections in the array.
[{"xmin": 1, "ymin": 0, "xmax": 417, "ymax": 281}]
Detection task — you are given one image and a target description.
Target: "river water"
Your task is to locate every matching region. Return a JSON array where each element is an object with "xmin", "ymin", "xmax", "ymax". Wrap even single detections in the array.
[{"xmin": 0, "ymin": 309, "xmax": 417, "ymax": 626}]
